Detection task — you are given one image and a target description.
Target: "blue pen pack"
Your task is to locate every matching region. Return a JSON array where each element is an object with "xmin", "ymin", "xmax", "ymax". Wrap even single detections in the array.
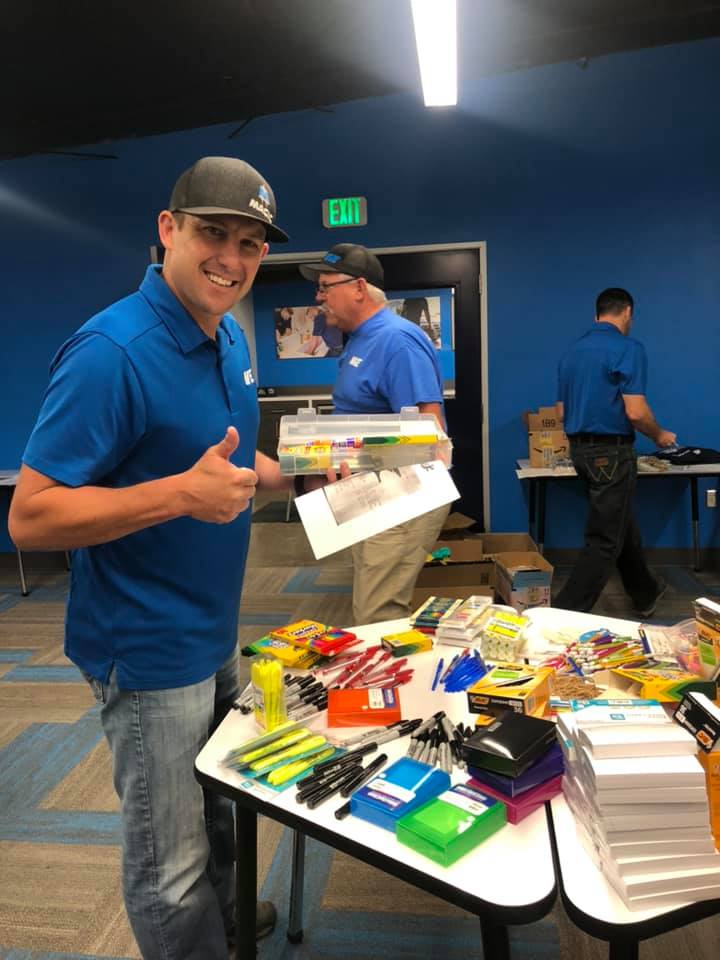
[{"xmin": 350, "ymin": 757, "xmax": 451, "ymax": 831}]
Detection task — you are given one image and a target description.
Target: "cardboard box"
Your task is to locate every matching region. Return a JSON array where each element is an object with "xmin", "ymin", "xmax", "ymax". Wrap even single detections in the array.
[
  {"xmin": 609, "ymin": 666, "xmax": 717, "ymax": 703},
  {"xmin": 494, "ymin": 551, "xmax": 554, "ymax": 612},
  {"xmin": 528, "ymin": 430, "xmax": 569, "ymax": 468},
  {"xmin": 416, "ymin": 538, "xmax": 495, "ymax": 590},
  {"xmin": 481, "ymin": 533, "xmax": 539, "ymax": 554},
  {"xmin": 523, "ymin": 405, "xmax": 569, "ymax": 468},
  {"xmin": 698, "ymin": 748, "xmax": 720, "ymax": 845},
  {"xmin": 523, "ymin": 406, "xmax": 563, "ymax": 431},
  {"xmin": 466, "ymin": 666, "xmax": 555, "ymax": 718}
]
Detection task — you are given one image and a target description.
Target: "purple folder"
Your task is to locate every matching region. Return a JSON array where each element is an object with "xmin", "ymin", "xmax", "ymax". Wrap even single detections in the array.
[{"xmin": 467, "ymin": 742, "xmax": 564, "ymax": 798}]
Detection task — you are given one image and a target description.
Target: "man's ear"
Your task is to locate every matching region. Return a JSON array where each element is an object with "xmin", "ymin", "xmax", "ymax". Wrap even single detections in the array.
[{"xmin": 157, "ymin": 210, "xmax": 175, "ymax": 251}]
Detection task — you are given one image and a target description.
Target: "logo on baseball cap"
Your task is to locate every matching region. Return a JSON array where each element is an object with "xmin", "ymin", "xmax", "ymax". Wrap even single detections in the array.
[
  {"xmin": 169, "ymin": 156, "xmax": 289, "ymax": 243},
  {"xmin": 299, "ymin": 244, "xmax": 384, "ymax": 287}
]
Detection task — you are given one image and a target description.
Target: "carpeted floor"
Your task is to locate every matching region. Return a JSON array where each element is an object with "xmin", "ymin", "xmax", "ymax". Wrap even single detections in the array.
[{"xmin": 1, "ymin": 502, "xmax": 720, "ymax": 959}]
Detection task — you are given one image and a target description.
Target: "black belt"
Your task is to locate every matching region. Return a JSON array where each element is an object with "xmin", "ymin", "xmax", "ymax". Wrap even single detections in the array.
[{"xmin": 568, "ymin": 433, "xmax": 634, "ymax": 445}]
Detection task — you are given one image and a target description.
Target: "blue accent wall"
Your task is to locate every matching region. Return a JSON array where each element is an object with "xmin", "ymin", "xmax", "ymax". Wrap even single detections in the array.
[{"xmin": 1, "ymin": 40, "xmax": 719, "ymax": 550}]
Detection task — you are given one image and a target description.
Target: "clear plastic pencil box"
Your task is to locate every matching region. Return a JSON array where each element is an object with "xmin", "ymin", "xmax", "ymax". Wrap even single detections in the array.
[{"xmin": 277, "ymin": 406, "xmax": 453, "ymax": 475}]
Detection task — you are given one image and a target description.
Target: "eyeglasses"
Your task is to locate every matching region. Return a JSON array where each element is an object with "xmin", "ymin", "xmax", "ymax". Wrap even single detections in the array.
[{"xmin": 316, "ymin": 276, "xmax": 359, "ymax": 294}]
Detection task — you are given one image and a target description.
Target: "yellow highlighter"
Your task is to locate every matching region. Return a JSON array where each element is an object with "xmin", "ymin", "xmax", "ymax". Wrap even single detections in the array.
[
  {"xmin": 249, "ymin": 735, "xmax": 328, "ymax": 774},
  {"xmin": 227, "ymin": 728, "xmax": 312, "ymax": 767},
  {"xmin": 267, "ymin": 747, "xmax": 337, "ymax": 786}
]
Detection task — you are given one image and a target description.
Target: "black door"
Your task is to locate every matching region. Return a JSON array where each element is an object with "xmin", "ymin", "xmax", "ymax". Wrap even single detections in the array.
[{"xmin": 378, "ymin": 248, "xmax": 483, "ymax": 526}]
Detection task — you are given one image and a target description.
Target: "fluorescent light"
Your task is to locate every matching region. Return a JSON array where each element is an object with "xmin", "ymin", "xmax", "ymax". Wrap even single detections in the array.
[{"xmin": 411, "ymin": 0, "xmax": 457, "ymax": 107}]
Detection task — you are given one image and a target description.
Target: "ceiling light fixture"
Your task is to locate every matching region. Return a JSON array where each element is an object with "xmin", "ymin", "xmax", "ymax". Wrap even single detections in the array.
[{"xmin": 411, "ymin": 0, "xmax": 457, "ymax": 107}]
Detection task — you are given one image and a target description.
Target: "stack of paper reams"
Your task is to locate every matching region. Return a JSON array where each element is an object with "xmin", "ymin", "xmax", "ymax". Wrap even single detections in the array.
[{"xmin": 558, "ymin": 701, "xmax": 720, "ymax": 910}]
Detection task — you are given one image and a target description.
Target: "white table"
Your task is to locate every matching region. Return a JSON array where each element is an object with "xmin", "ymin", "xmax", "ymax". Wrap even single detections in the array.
[
  {"xmin": 515, "ymin": 457, "xmax": 720, "ymax": 570},
  {"xmin": 529, "ymin": 606, "xmax": 720, "ymax": 960},
  {"xmin": 1, "ymin": 469, "xmax": 71, "ymax": 595},
  {"xmin": 195, "ymin": 618, "xmax": 557, "ymax": 960},
  {"xmin": 0, "ymin": 470, "xmax": 28, "ymax": 595}
]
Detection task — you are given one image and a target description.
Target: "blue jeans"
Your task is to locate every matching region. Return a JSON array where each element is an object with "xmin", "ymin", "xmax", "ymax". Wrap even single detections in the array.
[
  {"xmin": 86, "ymin": 650, "xmax": 240, "ymax": 960},
  {"xmin": 554, "ymin": 441, "xmax": 658, "ymax": 613}
]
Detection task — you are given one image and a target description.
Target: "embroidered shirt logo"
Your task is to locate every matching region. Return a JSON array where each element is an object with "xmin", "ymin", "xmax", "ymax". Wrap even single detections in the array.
[
  {"xmin": 243, "ymin": 368, "xmax": 255, "ymax": 386},
  {"xmin": 349, "ymin": 356, "xmax": 363, "ymax": 368}
]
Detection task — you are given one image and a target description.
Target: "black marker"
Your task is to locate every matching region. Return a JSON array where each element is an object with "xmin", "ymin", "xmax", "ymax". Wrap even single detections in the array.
[
  {"xmin": 334, "ymin": 801, "xmax": 352, "ymax": 820},
  {"xmin": 306, "ymin": 766, "xmax": 361, "ymax": 810},
  {"xmin": 339, "ymin": 753, "xmax": 388, "ymax": 797}
]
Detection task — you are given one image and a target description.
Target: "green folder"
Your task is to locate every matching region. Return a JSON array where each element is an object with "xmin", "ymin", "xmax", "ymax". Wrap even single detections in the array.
[{"xmin": 396, "ymin": 783, "xmax": 506, "ymax": 867}]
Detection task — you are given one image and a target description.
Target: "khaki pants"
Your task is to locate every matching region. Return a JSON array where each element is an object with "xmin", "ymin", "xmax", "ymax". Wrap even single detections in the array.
[{"xmin": 351, "ymin": 504, "xmax": 451, "ymax": 625}]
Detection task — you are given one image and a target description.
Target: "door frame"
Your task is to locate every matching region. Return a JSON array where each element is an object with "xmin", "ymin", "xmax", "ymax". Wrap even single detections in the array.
[{"xmin": 262, "ymin": 241, "xmax": 491, "ymax": 529}]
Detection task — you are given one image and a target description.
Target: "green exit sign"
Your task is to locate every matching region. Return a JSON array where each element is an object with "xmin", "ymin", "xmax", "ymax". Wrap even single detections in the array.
[{"xmin": 322, "ymin": 196, "xmax": 367, "ymax": 228}]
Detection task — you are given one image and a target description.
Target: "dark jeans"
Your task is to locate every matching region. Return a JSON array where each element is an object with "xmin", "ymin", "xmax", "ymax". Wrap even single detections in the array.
[{"xmin": 554, "ymin": 441, "xmax": 659, "ymax": 613}]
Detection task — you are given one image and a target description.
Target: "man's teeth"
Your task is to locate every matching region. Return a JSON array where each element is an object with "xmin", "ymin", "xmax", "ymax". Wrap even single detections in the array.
[{"xmin": 206, "ymin": 271, "xmax": 234, "ymax": 287}]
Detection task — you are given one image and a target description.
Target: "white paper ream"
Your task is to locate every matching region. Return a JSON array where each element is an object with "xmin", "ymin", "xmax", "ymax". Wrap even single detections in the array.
[{"xmin": 295, "ymin": 460, "xmax": 460, "ymax": 559}]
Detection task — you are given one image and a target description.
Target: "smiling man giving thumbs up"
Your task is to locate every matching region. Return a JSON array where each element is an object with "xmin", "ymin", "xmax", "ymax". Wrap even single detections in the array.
[{"xmin": 8, "ymin": 157, "xmax": 303, "ymax": 958}]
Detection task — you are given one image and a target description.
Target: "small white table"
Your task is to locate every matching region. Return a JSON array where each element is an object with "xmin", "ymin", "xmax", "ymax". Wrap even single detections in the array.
[
  {"xmin": 0, "ymin": 470, "xmax": 70, "ymax": 596},
  {"xmin": 528, "ymin": 606, "xmax": 720, "ymax": 960},
  {"xmin": 515, "ymin": 457, "xmax": 720, "ymax": 569},
  {"xmin": 195, "ymin": 618, "xmax": 557, "ymax": 960},
  {"xmin": 0, "ymin": 470, "xmax": 28, "ymax": 595}
]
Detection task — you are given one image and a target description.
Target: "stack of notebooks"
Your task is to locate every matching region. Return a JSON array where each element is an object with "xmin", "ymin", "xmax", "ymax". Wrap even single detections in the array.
[
  {"xmin": 560, "ymin": 701, "xmax": 720, "ymax": 910},
  {"xmin": 435, "ymin": 595, "xmax": 493, "ymax": 646},
  {"xmin": 462, "ymin": 712, "xmax": 564, "ymax": 822}
]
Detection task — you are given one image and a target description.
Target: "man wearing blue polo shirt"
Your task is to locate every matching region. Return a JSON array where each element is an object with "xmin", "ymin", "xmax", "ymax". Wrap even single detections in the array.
[
  {"xmin": 555, "ymin": 288, "xmax": 676, "ymax": 615},
  {"xmin": 9, "ymin": 157, "xmax": 298, "ymax": 959},
  {"xmin": 299, "ymin": 244, "xmax": 450, "ymax": 624}
]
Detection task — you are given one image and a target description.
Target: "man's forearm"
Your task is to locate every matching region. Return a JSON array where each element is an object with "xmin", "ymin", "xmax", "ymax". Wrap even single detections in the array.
[
  {"xmin": 9, "ymin": 475, "xmax": 189, "ymax": 551},
  {"xmin": 254, "ymin": 450, "xmax": 293, "ymax": 492},
  {"xmin": 630, "ymin": 408, "xmax": 663, "ymax": 443}
]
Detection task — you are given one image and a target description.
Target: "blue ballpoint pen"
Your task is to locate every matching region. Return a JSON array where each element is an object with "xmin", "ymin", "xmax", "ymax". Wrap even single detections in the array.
[{"xmin": 430, "ymin": 658, "xmax": 444, "ymax": 692}]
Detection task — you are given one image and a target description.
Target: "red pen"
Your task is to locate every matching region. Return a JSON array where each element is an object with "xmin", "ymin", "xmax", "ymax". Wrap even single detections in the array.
[
  {"xmin": 346, "ymin": 652, "xmax": 393, "ymax": 687},
  {"xmin": 334, "ymin": 648, "xmax": 382, "ymax": 688},
  {"xmin": 378, "ymin": 670, "xmax": 414, "ymax": 689}
]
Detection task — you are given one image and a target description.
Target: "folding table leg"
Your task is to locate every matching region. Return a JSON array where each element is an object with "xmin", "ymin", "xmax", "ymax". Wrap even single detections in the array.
[
  {"xmin": 479, "ymin": 915, "xmax": 510, "ymax": 960},
  {"xmin": 235, "ymin": 803, "xmax": 257, "ymax": 960},
  {"xmin": 287, "ymin": 829, "xmax": 306, "ymax": 943}
]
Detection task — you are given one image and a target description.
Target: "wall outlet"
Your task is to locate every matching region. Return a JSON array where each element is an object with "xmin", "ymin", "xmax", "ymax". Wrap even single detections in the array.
[{"xmin": 707, "ymin": 489, "xmax": 717, "ymax": 509}]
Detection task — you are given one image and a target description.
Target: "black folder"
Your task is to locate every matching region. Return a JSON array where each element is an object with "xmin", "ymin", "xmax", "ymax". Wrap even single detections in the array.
[{"xmin": 461, "ymin": 712, "xmax": 557, "ymax": 778}]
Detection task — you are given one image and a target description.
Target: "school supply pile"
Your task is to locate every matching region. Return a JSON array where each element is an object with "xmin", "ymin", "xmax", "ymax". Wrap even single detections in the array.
[
  {"xmin": 693, "ymin": 597, "xmax": 720, "ymax": 680},
  {"xmin": 405, "ymin": 712, "xmax": 471, "ymax": 773},
  {"xmin": 410, "ymin": 596, "xmax": 463, "ymax": 634},
  {"xmin": 251, "ymin": 659, "xmax": 287, "ymax": 730},
  {"xmin": 277, "ymin": 408, "xmax": 452, "ymax": 475},
  {"xmin": 461, "ymin": 711, "xmax": 563, "ymax": 823},
  {"xmin": 320, "ymin": 644, "xmax": 416, "ymax": 691},
  {"xmin": 466, "ymin": 665, "xmax": 554, "ymax": 718},
  {"xmin": 430, "ymin": 649, "xmax": 488, "ymax": 693},
  {"xmin": 475, "ymin": 606, "xmax": 529, "ymax": 662},
  {"xmin": 241, "ymin": 620, "xmax": 361, "ymax": 670},
  {"xmin": 396, "ymin": 782, "xmax": 507, "ymax": 866},
  {"xmin": 561, "ymin": 701, "xmax": 720, "ymax": 909},
  {"xmin": 435, "ymin": 595, "xmax": 494, "ymax": 646},
  {"xmin": 224, "ymin": 723, "xmax": 339, "ymax": 790}
]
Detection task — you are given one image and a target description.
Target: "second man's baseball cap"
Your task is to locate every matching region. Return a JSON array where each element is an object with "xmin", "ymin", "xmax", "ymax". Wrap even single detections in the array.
[
  {"xmin": 299, "ymin": 244, "xmax": 384, "ymax": 288},
  {"xmin": 169, "ymin": 156, "xmax": 289, "ymax": 243}
]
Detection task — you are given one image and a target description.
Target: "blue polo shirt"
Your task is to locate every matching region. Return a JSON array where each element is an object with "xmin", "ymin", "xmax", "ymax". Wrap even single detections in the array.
[
  {"xmin": 23, "ymin": 266, "xmax": 259, "ymax": 690},
  {"xmin": 558, "ymin": 323, "xmax": 647, "ymax": 436},
  {"xmin": 333, "ymin": 306, "xmax": 444, "ymax": 414}
]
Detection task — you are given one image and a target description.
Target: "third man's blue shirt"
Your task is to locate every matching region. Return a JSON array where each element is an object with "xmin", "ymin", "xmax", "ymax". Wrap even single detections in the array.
[{"xmin": 558, "ymin": 323, "xmax": 647, "ymax": 436}]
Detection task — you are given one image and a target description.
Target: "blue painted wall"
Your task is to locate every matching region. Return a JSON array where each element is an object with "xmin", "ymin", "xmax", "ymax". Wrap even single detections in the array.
[{"xmin": 1, "ymin": 40, "xmax": 719, "ymax": 551}]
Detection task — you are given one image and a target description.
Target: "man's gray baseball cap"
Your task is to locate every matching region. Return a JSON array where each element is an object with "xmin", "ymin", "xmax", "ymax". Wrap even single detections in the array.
[
  {"xmin": 169, "ymin": 156, "xmax": 289, "ymax": 243},
  {"xmin": 299, "ymin": 243, "xmax": 384, "ymax": 287}
]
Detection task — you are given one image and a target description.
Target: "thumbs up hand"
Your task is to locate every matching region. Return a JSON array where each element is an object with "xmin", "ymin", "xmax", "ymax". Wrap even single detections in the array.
[{"xmin": 183, "ymin": 427, "xmax": 258, "ymax": 523}]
